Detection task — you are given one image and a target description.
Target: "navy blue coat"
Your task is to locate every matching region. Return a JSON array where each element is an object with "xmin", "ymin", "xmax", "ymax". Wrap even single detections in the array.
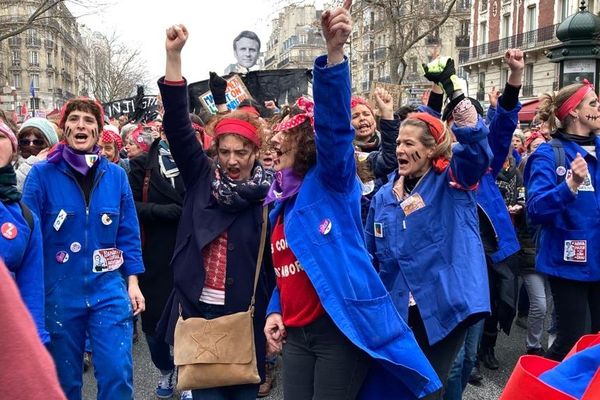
[{"xmin": 156, "ymin": 79, "xmax": 275, "ymax": 382}]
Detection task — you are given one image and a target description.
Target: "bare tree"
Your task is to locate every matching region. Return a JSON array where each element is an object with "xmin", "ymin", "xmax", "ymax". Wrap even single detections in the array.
[
  {"xmin": 362, "ymin": 0, "xmax": 458, "ymax": 85},
  {"xmin": 0, "ymin": 0, "xmax": 105, "ymax": 42},
  {"xmin": 83, "ymin": 32, "xmax": 148, "ymax": 103}
]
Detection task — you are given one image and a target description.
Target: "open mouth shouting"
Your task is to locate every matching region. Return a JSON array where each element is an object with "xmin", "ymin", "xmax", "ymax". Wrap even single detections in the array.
[{"xmin": 226, "ymin": 166, "xmax": 241, "ymax": 180}]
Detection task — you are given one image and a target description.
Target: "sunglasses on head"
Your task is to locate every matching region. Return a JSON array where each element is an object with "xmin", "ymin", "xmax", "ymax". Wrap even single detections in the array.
[{"xmin": 19, "ymin": 139, "xmax": 45, "ymax": 147}]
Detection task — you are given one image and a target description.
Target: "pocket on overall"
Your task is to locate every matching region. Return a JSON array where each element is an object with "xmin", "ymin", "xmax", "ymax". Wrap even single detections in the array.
[
  {"xmin": 344, "ymin": 294, "xmax": 408, "ymax": 351},
  {"xmin": 97, "ymin": 208, "xmax": 120, "ymax": 246}
]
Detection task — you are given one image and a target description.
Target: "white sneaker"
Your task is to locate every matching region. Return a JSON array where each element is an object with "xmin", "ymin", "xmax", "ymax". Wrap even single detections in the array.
[
  {"xmin": 180, "ymin": 390, "xmax": 193, "ymax": 400},
  {"xmin": 156, "ymin": 370, "xmax": 175, "ymax": 398}
]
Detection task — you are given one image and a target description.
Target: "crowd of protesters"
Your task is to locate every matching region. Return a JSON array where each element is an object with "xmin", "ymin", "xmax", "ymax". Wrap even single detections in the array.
[{"xmin": 1, "ymin": 1, "xmax": 599, "ymax": 399}]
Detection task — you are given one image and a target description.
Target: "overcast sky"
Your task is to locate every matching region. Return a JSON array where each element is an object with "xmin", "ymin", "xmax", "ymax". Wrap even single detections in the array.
[{"xmin": 74, "ymin": 0, "xmax": 329, "ymax": 92}]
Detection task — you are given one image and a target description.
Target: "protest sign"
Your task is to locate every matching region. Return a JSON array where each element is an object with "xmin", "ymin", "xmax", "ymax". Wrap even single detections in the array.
[
  {"xmin": 198, "ymin": 75, "xmax": 252, "ymax": 114},
  {"xmin": 103, "ymin": 95, "xmax": 159, "ymax": 122}
]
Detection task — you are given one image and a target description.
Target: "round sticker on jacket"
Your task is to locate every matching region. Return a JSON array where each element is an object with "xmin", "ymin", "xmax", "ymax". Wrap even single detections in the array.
[
  {"xmin": 556, "ymin": 166, "xmax": 567, "ymax": 176},
  {"xmin": 1, "ymin": 222, "xmax": 17, "ymax": 240},
  {"xmin": 70, "ymin": 242, "xmax": 82, "ymax": 253},
  {"xmin": 101, "ymin": 214, "xmax": 112, "ymax": 226},
  {"xmin": 319, "ymin": 219, "xmax": 332, "ymax": 235},
  {"xmin": 56, "ymin": 251, "xmax": 69, "ymax": 264}
]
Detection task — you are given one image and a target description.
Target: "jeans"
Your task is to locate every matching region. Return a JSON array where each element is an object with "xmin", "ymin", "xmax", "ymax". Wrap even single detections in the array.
[
  {"xmin": 146, "ymin": 333, "xmax": 174, "ymax": 373},
  {"xmin": 282, "ymin": 314, "xmax": 370, "ymax": 400},
  {"xmin": 522, "ymin": 273, "xmax": 550, "ymax": 350},
  {"xmin": 444, "ymin": 319, "xmax": 484, "ymax": 400},
  {"xmin": 409, "ymin": 306, "xmax": 469, "ymax": 400},
  {"xmin": 191, "ymin": 303, "xmax": 259, "ymax": 400},
  {"xmin": 546, "ymin": 276, "xmax": 600, "ymax": 361}
]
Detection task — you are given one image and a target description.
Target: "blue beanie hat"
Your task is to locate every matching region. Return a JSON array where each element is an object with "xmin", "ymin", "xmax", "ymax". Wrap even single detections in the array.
[{"xmin": 19, "ymin": 117, "xmax": 59, "ymax": 146}]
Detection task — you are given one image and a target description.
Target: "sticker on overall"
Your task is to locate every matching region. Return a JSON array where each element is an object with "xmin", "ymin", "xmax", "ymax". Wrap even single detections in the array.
[
  {"xmin": 374, "ymin": 222, "xmax": 384, "ymax": 238},
  {"xmin": 53, "ymin": 209, "xmax": 67, "ymax": 231},
  {"xmin": 564, "ymin": 240, "xmax": 587, "ymax": 263},
  {"xmin": 400, "ymin": 193, "xmax": 426, "ymax": 216},
  {"xmin": 92, "ymin": 248, "xmax": 124, "ymax": 273}
]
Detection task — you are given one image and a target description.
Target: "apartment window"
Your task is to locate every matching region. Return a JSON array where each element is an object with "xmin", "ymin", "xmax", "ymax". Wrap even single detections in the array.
[
  {"xmin": 526, "ymin": 5, "xmax": 537, "ymax": 31},
  {"xmin": 460, "ymin": 20, "xmax": 470, "ymax": 36},
  {"xmin": 559, "ymin": 0, "xmax": 571, "ymax": 20},
  {"xmin": 11, "ymin": 50, "xmax": 20, "ymax": 66},
  {"xmin": 29, "ymin": 50, "xmax": 39, "ymax": 66},
  {"xmin": 30, "ymin": 73, "xmax": 39, "ymax": 89},
  {"xmin": 525, "ymin": 64, "xmax": 534, "ymax": 85},
  {"xmin": 478, "ymin": 72, "xmax": 486, "ymax": 89},
  {"xmin": 47, "ymin": 51, "xmax": 53, "ymax": 67},
  {"xmin": 26, "ymin": 28, "xmax": 37, "ymax": 40},
  {"xmin": 500, "ymin": 68, "xmax": 508, "ymax": 88},
  {"xmin": 501, "ymin": 14, "xmax": 511, "ymax": 38},
  {"xmin": 30, "ymin": 98, "xmax": 40, "ymax": 110},
  {"xmin": 410, "ymin": 57, "xmax": 418, "ymax": 73},
  {"xmin": 479, "ymin": 21, "xmax": 488, "ymax": 45},
  {"xmin": 12, "ymin": 73, "xmax": 21, "ymax": 88}
]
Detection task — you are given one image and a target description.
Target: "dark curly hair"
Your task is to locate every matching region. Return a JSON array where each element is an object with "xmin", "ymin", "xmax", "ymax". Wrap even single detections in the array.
[{"xmin": 277, "ymin": 105, "xmax": 316, "ymax": 178}]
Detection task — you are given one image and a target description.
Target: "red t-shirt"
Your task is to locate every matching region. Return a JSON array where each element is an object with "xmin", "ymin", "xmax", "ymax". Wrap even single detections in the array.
[{"xmin": 271, "ymin": 215, "xmax": 325, "ymax": 327}]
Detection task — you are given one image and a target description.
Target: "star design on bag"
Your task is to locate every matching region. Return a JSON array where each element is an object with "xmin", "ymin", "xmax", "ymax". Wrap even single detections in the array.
[{"xmin": 190, "ymin": 322, "xmax": 228, "ymax": 359}]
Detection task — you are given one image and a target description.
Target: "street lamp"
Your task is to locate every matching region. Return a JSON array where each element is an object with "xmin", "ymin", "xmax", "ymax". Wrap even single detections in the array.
[{"xmin": 546, "ymin": 0, "xmax": 600, "ymax": 92}]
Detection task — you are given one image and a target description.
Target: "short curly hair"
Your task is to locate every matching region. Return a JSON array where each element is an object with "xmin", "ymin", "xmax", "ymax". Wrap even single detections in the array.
[{"xmin": 276, "ymin": 105, "xmax": 316, "ymax": 178}]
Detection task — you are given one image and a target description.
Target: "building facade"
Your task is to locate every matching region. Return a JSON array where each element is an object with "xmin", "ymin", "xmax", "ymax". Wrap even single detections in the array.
[
  {"xmin": 349, "ymin": 0, "xmax": 472, "ymax": 104},
  {"xmin": 461, "ymin": 0, "xmax": 599, "ymax": 101},
  {"xmin": 0, "ymin": 1, "xmax": 89, "ymax": 119},
  {"xmin": 264, "ymin": 4, "xmax": 327, "ymax": 70}
]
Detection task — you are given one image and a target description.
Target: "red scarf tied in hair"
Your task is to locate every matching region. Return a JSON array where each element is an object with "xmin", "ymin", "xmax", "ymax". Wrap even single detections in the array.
[
  {"xmin": 273, "ymin": 96, "xmax": 314, "ymax": 132},
  {"xmin": 405, "ymin": 112, "xmax": 449, "ymax": 173}
]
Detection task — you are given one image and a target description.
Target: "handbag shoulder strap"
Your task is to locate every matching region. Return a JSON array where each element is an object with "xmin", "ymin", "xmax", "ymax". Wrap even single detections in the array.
[{"xmin": 248, "ymin": 205, "xmax": 269, "ymax": 314}]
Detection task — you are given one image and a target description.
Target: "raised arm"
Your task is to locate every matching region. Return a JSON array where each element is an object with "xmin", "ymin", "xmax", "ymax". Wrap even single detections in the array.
[
  {"xmin": 488, "ymin": 49, "xmax": 523, "ymax": 177},
  {"xmin": 368, "ymin": 88, "xmax": 399, "ymax": 178},
  {"xmin": 313, "ymin": 0, "xmax": 356, "ymax": 192},
  {"xmin": 160, "ymin": 24, "xmax": 212, "ymax": 189}
]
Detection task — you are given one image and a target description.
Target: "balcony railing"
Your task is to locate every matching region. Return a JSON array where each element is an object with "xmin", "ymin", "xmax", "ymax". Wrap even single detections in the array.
[
  {"xmin": 455, "ymin": 35, "xmax": 470, "ymax": 47},
  {"xmin": 466, "ymin": 24, "xmax": 559, "ymax": 62},
  {"xmin": 522, "ymin": 84, "xmax": 534, "ymax": 97}
]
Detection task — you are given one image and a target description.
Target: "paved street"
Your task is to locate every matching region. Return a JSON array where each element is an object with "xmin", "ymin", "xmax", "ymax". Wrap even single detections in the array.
[{"xmin": 82, "ymin": 318, "xmax": 536, "ymax": 399}]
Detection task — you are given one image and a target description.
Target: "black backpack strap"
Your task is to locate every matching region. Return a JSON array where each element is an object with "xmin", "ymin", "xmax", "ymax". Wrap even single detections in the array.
[
  {"xmin": 18, "ymin": 200, "xmax": 34, "ymax": 232},
  {"xmin": 549, "ymin": 138, "xmax": 566, "ymax": 184}
]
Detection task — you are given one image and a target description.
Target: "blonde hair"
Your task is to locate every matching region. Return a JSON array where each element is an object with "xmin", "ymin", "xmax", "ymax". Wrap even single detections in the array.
[
  {"xmin": 537, "ymin": 82, "xmax": 587, "ymax": 132},
  {"xmin": 400, "ymin": 118, "xmax": 453, "ymax": 161}
]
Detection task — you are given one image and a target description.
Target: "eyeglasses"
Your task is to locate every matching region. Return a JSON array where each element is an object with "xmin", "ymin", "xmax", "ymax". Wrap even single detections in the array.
[{"xmin": 19, "ymin": 139, "xmax": 45, "ymax": 147}]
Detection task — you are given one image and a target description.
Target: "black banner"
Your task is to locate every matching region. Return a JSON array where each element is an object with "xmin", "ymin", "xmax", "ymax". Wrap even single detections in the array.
[
  {"xmin": 103, "ymin": 95, "xmax": 159, "ymax": 123},
  {"xmin": 188, "ymin": 68, "xmax": 313, "ymax": 115}
]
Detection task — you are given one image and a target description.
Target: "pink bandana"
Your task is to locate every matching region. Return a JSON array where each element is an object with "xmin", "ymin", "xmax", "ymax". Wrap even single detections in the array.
[
  {"xmin": 351, "ymin": 96, "xmax": 374, "ymax": 116},
  {"xmin": 556, "ymin": 79, "xmax": 595, "ymax": 121},
  {"xmin": 273, "ymin": 96, "xmax": 314, "ymax": 132}
]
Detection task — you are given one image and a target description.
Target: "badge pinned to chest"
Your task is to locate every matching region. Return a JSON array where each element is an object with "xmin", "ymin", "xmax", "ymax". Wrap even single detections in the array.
[
  {"xmin": 1, "ymin": 222, "xmax": 17, "ymax": 240},
  {"xmin": 101, "ymin": 213, "xmax": 112, "ymax": 226},
  {"xmin": 374, "ymin": 222, "xmax": 384, "ymax": 238},
  {"xmin": 53, "ymin": 209, "xmax": 68, "ymax": 231},
  {"xmin": 564, "ymin": 240, "xmax": 587, "ymax": 263},
  {"xmin": 400, "ymin": 193, "xmax": 426, "ymax": 216},
  {"xmin": 92, "ymin": 248, "xmax": 124, "ymax": 273}
]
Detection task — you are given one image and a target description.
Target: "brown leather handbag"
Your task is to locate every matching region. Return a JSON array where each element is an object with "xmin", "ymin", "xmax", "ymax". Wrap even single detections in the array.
[{"xmin": 174, "ymin": 206, "xmax": 268, "ymax": 390}]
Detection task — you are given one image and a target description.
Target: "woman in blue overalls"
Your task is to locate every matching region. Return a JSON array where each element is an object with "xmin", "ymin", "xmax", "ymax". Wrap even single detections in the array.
[
  {"xmin": 0, "ymin": 120, "xmax": 48, "ymax": 345},
  {"xmin": 366, "ymin": 79, "xmax": 493, "ymax": 398},
  {"xmin": 22, "ymin": 99, "xmax": 145, "ymax": 400},
  {"xmin": 524, "ymin": 81, "xmax": 600, "ymax": 361}
]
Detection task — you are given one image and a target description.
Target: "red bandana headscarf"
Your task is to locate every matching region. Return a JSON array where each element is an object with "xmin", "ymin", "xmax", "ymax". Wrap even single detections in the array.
[
  {"xmin": 273, "ymin": 96, "xmax": 314, "ymax": 132},
  {"xmin": 405, "ymin": 112, "xmax": 449, "ymax": 172},
  {"xmin": 556, "ymin": 79, "xmax": 595, "ymax": 121},
  {"xmin": 351, "ymin": 96, "xmax": 374, "ymax": 116}
]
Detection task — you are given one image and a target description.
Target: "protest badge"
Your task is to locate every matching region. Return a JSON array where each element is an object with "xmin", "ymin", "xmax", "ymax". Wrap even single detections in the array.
[
  {"xmin": 92, "ymin": 248, "xmax": 124, "ymax": 273},
  {"xmin": 564, "ymin": 240, "xmax": 587, "ymax": 263}
]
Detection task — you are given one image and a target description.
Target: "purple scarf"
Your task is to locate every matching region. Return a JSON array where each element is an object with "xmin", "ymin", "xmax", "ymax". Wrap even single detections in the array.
[
  {"xmin": 48, "ymin": 143, "xmax": 100, "ymax": 175},
  {"xmin": 264, "ymin": 168, "xmax": 303, "ymax": 205}
]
